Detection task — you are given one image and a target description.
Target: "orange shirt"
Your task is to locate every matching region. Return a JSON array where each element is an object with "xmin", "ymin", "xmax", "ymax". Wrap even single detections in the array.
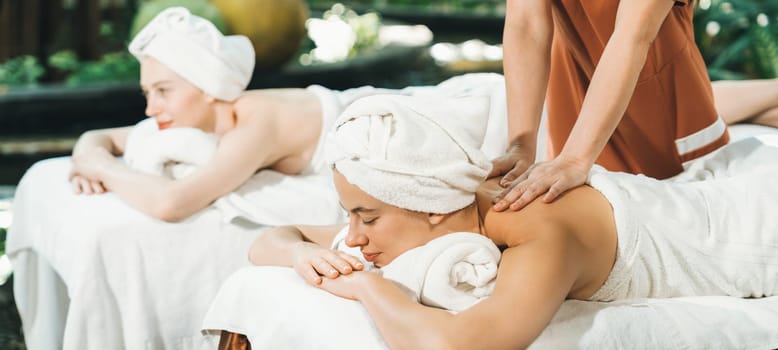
[{"xmin": 546, "ymin": 0, "xmax": 728, "ymax": 179}]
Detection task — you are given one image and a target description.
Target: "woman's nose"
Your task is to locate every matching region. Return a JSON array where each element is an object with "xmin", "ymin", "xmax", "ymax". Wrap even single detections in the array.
[
  {"xmin": 144, "ymin": 95, "xmax": 160, "ymax": 117},
  {"xmin": 344, "ymin": 222, "xmax": 367, "ymax": 248}
]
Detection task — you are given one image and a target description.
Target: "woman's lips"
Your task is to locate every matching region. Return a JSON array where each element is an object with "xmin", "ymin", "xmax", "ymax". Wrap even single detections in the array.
[
  {"xmin": 362, "ymin": 252, "xmax": 380, "ymax": 262},
  {"xmin": 157, "ymin": 121, "xmax": 172, "ymax": 130}
]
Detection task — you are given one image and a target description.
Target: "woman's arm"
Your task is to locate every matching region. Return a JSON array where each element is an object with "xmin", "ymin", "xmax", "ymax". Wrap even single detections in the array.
[
  {"xmin": 248, "ymin": 224, "xmax": 364, "ymax": 285},
  {"xmin": 319, "ymin": 226, "xmax": 584, "ymax": 349},
  {"xmin": 72, "ymin": 126, "xmax": 132, "ymax": 157},
  {"xmin": 491, "ymin": 0, "xmax": 554, "ymax": 182},
  {"xmin": 72, "ymin": 115, "xmax": 279, "ymax": 221},
  {"xmin": 70, "ymin": 126, "xmax": 132, "ymax": 194},
  {"xmin": 495, "ymin": 0, "xmax": 677, "ymax": 211}
]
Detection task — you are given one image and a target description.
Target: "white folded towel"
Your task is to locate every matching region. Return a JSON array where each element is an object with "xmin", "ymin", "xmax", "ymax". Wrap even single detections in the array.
[
  {"xmin": 380, "ymin": 232, "xmax": 501, "ymax": 312},
  {"xmin": 123, "ymin": 118, "xmax": 217, "ymax": 178}
]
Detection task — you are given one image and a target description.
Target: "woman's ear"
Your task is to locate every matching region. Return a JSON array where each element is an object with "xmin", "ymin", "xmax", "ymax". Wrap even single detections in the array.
[{"xmin": 428, "ymin": 213, "xmax": 446, "ymax": 225}]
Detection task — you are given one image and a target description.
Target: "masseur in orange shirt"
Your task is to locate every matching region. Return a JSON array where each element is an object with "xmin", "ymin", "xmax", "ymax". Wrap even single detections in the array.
[{"xmin": 493, "ymin": 0, "xmax": 731, "ymax": 211}]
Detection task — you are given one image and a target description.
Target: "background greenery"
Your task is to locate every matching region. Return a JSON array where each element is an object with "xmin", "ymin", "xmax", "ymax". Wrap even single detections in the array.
[{"xmin": 1, "ymin": 0, "xmax": 776, "ymax": 88}]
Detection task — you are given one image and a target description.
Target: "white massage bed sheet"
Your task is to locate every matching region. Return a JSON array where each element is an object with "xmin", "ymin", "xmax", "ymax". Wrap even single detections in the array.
[
  {"xmin": 6, "ymin": 157, "xmax": 342, "ymax": 350},
  {"xmin": 202, "ymin": 266, "xmax": 778, "ymax": 350}
]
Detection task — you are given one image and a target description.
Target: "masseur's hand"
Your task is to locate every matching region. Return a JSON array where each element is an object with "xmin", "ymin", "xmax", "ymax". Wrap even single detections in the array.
[
  {"xmin": 490, "ymin": 143, "xmax": 535, "ymax": 187},
  {"xmin": 292, "ymin": 243, "xmax": 365, "ymax": 286},
  {"xmin": 492, "ymin": 155, "xmax": 590, "ymax": 211}
]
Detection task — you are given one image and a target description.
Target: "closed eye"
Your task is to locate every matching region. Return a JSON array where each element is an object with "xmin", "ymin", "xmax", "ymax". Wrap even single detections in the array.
[{"xmin": 361, "ymin": 217, "xmax": 377, "ymax": 225}]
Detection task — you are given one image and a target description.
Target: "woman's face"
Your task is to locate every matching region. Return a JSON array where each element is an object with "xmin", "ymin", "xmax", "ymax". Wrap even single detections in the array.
[
  {"xmin": 140, "ymin": 57, "xmax": 214, "ymax": 131},
  {"xmin": 333, "ymin": 170, "xmax": 441, "ymax": 268}
]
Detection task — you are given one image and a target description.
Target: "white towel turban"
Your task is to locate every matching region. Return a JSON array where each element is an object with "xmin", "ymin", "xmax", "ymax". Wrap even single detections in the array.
[
  {"xmin": 328, "ymin": 94, "xmax": 493, "ymax": 214},
  {"xmin": 128, "ymin": 7, "xmax": 255, "ymax": 101}
]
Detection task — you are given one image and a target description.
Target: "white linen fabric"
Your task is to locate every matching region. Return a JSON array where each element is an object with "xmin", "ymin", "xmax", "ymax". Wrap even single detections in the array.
[
  {"xmin": 328, "ymin": 94, "xmax": 493, "ymax": 214},
  {"xmin": 128, "ymin": 7, "xmax": 254, "ymax": 101},
  {"xmin": 588, "ymin": 135, "xmax": 778, "ymax": 301},
  {"xmin": 123, "ymin": 118, "xmax": 218, "ymax": 178},
  {"xmin": 122, "ymin": 118, "xmax": 345, "ymax": 226},
  {"xmin": 379, "ymin": 232, "xmax": 500, "ymax": 312},
  {"xmin": 7, "ymin": 157, "xmax": 262, "ymax": 350},
  {"xmin": 201, "ymin": 268, "xmax": 778, "ymax": 350}
]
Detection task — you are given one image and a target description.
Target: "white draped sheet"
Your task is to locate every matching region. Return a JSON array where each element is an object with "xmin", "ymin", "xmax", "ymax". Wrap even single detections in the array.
[{"xmin": 6, "ymin": 157, "xmax": 341, "ymax": 349}]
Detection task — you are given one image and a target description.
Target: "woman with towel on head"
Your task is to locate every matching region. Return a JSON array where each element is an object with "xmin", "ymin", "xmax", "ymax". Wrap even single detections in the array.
[
  {"xmin": 69, "ymin": 7, "xmax": 337, "ymax": 221},
  {"xmin": 227, "ymin": 93, "xmax": 778, "ymax": 349}
]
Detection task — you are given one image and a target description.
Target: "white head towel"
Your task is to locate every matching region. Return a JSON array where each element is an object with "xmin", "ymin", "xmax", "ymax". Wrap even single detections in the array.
[
  {"xmin": 328, "ymin": 94, "xmax": 493, "ymax": 214},
  {"xmin": 128, "ymin": 6, "xmax": 255, "ymax": 101}
]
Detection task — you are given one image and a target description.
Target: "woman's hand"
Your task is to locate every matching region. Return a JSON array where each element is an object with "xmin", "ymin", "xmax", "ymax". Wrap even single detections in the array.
[
  {"xmin": 317, "ymin": 270, "xmax": 377, "ymax": 301},
  {"xmin": 69, "ymin": 173, "xmax": 107, "ymax": 194},
  {"xmin": 292, "ymin": 243, "xmax": 365, "ymax": 286},
  {"xmin": 69, "ymin": 147, "xmax": 118, "ymax": 195},
  {"xmin": 492, "ymin": 155, "xmax": 590, "ymax": 211},
  {"xmin": 71, "ymin": 147, "xmax": 118, "ymax": 180},
  {"xmin": 490, "ymin": 143, "xmax": 536, "ymax": 187}
]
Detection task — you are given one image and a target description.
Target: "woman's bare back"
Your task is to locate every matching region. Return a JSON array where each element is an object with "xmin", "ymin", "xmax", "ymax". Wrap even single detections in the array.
[
  {"xmin": 235, "ymin": 88, "xmax": 324, "ymax": 174},
  {"xmin": 476, "ymin": 178, "xmax": 618, "ymax": 299}
]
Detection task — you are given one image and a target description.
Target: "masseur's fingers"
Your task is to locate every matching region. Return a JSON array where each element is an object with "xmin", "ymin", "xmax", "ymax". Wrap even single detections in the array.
[
  {"xmin": 508, "ymin": 178, "xmax": 552, "ymax": 211},
  {"xmin": 493, "ymin": 167, "xmax": 540, "ymax": 211}
]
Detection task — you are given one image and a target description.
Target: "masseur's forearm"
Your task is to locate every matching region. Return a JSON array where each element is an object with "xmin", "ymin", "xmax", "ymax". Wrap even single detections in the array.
[
  {"xmin": 559, "ymin": 1, "xmax": 674, "ymax": 166},
  {"xmin": 502, "ymin": 0, "xmax": 553, "ymax": 152}
]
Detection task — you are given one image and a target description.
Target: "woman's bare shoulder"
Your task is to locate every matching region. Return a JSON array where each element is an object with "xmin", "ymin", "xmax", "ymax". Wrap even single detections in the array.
[
  {"xmin": 476, "ymin": 180, "xmax": 613, "ymax": 248},
  {"xmin": 233, "ymin": 88, "xmax": 321, "ymax": 122}
]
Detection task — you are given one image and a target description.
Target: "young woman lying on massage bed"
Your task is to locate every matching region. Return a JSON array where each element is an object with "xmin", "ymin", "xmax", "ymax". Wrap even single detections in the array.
[
  {"xmin": 68, "ymin": 7, "xmax": 329, "ymax": 222},
  {"xmin": 221, "ymin": 93, "xmax": 778, "ymax": 349}
]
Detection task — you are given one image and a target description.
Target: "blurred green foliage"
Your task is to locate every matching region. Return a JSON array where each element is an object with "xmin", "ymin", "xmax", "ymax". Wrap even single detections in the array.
[
  {"xmin": 693, "ymin": 0, "xmax": 778, "ymax": 79},
  {"xmin": 1, "ymin": 0, "xmax": 776, "ymax": 87},
  {"xmin": 0, "ymin": 227, "xmax": 5, "ymax": 256},
  {"xmin": 0, "ymin": 56, "xmax": 45, "ymax": 86},
  {"xmin": 130, "ymin": 0, "xmax": 227, "ymax": 38},
  {"xmin": 49, "ymin": 50, "xmax": 140, "ymax": 86}
]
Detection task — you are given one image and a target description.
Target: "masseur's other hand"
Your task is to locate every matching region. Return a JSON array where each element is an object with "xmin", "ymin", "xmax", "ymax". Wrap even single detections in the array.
[
  {"xmin": 292, "ymin": 243, "xmax": 364, "ymax": 286},
  {"xmin": 490, "ymin": 144, "xmax": 535, "ymax": 187},
  {"xmin": 492, "ymin": 155, "xmax": 590, "ymax": 211}
]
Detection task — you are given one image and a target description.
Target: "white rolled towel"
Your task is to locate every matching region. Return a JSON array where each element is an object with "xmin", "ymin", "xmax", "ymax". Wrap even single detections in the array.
[
  {"xmin": 124, "ymin": 118, "xmax": 217, "ymax": 179},
  {"xmin": 380, "ymin": 232, "xmax": 501, "ymax": 313}
]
